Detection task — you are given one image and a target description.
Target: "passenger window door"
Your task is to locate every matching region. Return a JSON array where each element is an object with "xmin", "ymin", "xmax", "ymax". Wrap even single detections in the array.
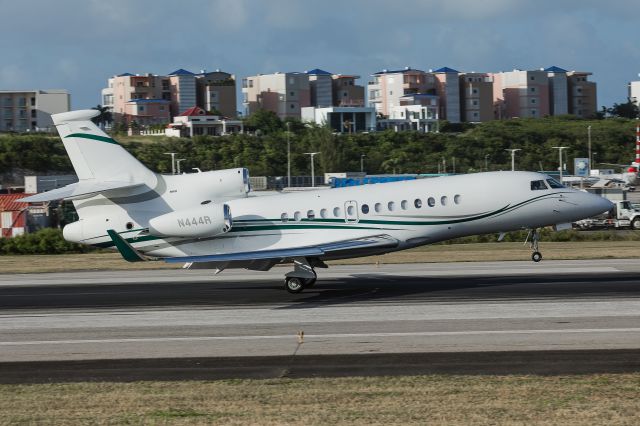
[{"xmin": 344, "ymin": 200, "xmax": 359, "ymax": 223}]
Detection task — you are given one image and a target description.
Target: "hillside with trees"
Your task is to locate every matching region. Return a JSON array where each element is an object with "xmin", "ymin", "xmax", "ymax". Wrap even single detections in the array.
[{"xmin": 1, "ymin": 115, "xmax": 639, "ymax": 180}]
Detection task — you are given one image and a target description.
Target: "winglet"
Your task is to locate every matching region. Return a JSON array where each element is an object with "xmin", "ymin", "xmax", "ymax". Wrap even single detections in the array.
[{"xmin": 106, "ymin": 229, "xmax": 147, "ymax": 262}]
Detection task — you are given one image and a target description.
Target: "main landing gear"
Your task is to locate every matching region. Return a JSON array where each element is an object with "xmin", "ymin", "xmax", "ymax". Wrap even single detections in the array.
[
  {"xmin": 526, "ymin": 228, "xmax": 543, "ymax": 263},
  {"xmin": 284, "ymin": 257, "xmax": 318, "ymax": 294}
]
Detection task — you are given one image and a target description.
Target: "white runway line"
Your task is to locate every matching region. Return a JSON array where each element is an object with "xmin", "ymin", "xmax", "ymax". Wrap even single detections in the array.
[{"xmin": 3, "ymin": 328, "xmax": 640, "ymax": 346}]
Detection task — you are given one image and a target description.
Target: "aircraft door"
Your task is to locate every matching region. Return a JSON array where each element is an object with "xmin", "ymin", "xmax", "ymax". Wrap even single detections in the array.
[{"xmin": 344, "ymin": 200, "xmax": 359, "ymax": 223}]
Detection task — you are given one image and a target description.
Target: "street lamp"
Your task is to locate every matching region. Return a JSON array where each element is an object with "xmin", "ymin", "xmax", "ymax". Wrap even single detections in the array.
[
  {"xmin": 587, "ymin": 125, "xmax": 592, "ymax": 172},
  {"xmin": 286, "ymin": 122, "xmax": 291, "ymax": 188},
  {"xmin": 176, "ymin": 159, "xmax": 186, "ymax": 174},
  {"xmin": 304, "ymin": 152, "xmax": 320, "ymax": 187},
  {"xmin": 552, "ymin": 146, "xmax": 569, "ymax": 182},
  {"xmin": 484, "ymin": 154, "xmax": 490, "ymax": 172},
  {"xmin": 504, "ymin": 149, "xmax": 521, "ymax": 171},
  {"xmin": 164, "ymin": 152, "xmax": 177, "ymax": 174},
  {"xmin": 360, "ymin": 154, "xmax": 366, "ymax": 173}
]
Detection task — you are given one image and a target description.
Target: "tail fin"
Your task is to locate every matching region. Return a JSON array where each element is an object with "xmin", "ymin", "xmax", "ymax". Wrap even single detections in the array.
[{"xmin": 53, "ymin": 110, "xmax": 155, "ymax": 183}]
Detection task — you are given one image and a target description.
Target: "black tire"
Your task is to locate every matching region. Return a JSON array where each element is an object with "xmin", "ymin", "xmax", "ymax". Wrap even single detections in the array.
[
  {"xmin": 532, "ymin": 251, "xmax": 543, "ymax": 262},
  {"xmin": 632, "ymin": 218, "xmax": 640, "ymax": 230},
  {"xmin": 285, "ymin": 277, "xmax": 305, "ymax": 294}
]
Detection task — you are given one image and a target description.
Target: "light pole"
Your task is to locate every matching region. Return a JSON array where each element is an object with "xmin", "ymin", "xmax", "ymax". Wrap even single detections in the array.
[
  {"xmin": 286, "ymin": 122, "xmax": 291, "ymax": 188},
  {"xmin": 484, "ymin": 154, "xmax": 490, "ymax": 171},
  {"xmin": 587, "ymin": 125, "xmax": 592, "ymax": 172},
  {"xmin": 164, "ymin": 152, "xmax": 177, "ymax": 174},
  {"xmin": 504, "ymin": 149, "xmax": 521, "ymax": 171},
  {"xmin": 304, "ymin": 152, "xmax": 320, "ymax": 187},
  {"xmin": 360, "ymin": 154, "xmax": 366, "ymax": 174},
  {"xmin": 176, "ymin": 159, "xmax": 186, "ymax": 174},
  {"xmin": 552, "ymin": 146, "xmax": 569, "ymax": 182}
]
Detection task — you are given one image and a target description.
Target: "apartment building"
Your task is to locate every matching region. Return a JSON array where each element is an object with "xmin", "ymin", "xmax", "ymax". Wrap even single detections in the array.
[
  {"xmin": 368, "ymin": 67, "xmax": 436, "ymax": 117},
  {"xmin": 332, "ymin": 74, "xmax": 365, "ymax": 107},
  {"xmin": 567, "ymin": 71, "xmax": 597, "ymax": 118},
  {"xmin": 459, "ymin": 72, "xmax": 494, "ymax": 122},
  {"xmin": 433, "ymin": 67, "xmax": 461, "ymax": 123},
  {"xmin": 0, "ymin": 90, "xmax": 70, "ymax": 132},
  {"xmin": 242, "ymin": 72, "xmax": 311, "ymax": 119},
  {"xmin": 492, "ymin": 70, "xmax": 550, "ymax": 119},
  {"xmin": 101, "ymin": 69, "xmax": 237, "ymax": 125},
  {"xmin": 546, "ymin": 66, "xmax": 569, "ymax": 115},
  {"xmin": 307, "ymin": 69, "xmax": 333, "ymax": 107},
  {"xmin": 630, "ymin": 79, "xmax": 640, "ymax": 106}
]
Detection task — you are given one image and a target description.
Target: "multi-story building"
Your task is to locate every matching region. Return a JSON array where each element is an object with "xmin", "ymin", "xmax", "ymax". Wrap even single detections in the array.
[
  {"xmin": 242, "ymin": 72, "xmax": 311, "ymax": 119},
  {"xmin": 546, "ymin": 66, "xmax": 569, "ymax": 116},
  {"xmin": 123, "ymin": 99, "xmax": 171, "ymax": 126},
  {"xmin": 0, "ymin": 90, "xmax": 70, "ymax": 132},
  {"xmin": 567, "ymin": 71, "xmax": 597, "ymax": 118},
  {"xmin": 459, "ymin": 72, "xmax": 494, "ymax": 122},
  {"xmin": 433, "ymin": 67, "xmax": 461, "ymax": 123},
  {"xmin": 491, "ymin": 70, "xmax": 550, "ymax": 119},
  {"xmin": 630, "ymin": 79, "xmax": 640, "ymax": 105},
  {"xmin": 307, "ymin": 69, "xmax": 333, "ymax": 107},
  {"xmin": 368, "ymin": 67, "xmax": 436, "ymax": 117},
  {"xmin": 332, "ymin": 74, "xmax": 365, "ymax": 107},
  {"xmin": 377, "ymin": 93, "xmax": 439, "ymax": 132},
  {"xmin": 102, "ymin": 68, "xmax": 237, "ymax": 125}
]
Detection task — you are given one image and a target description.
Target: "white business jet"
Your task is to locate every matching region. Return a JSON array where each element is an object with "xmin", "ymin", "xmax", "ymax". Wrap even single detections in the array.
[{"xmin": 21, "ymin": 110, "xmax": 612, "ymax": 293}]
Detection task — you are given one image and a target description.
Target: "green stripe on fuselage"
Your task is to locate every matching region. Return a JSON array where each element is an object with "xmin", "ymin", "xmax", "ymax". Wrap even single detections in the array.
[{"xmin": 66, "ymin": 133, "xmax": 118, "ymax": 144}]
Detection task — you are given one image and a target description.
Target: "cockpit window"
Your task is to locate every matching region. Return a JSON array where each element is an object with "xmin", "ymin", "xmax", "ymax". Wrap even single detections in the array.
[
  {"xmin": 530, "ymin": 180, "xmax": 548, "ymax": 191},
  {"xmin": 546, "ymin": 178, "xmax": 564, "ymax": 188}
]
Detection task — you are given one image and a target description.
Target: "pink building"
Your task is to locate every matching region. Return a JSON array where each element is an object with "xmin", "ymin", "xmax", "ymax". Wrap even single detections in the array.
[
  {"xmin": 492, "ymin": 70, "xmax": 550, "ymax": 119},
  {"xmin": 123, "ymin": 99, "xmax": 171, "ymax": 126}
]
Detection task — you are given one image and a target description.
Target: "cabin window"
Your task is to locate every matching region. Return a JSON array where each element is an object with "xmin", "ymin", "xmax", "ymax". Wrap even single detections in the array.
[
  {"xmin": 362, "ymin": 204, "xmax": 370, "ymax": 214},
  {"xmin": 281, "ymin": 213, "xmax": 288, "ymax": 222},
  {"xmin": 374, "ymin": 203, "xmax": 382, "ymax": 212},
  {"xmin": 320, "ymin": 208, "xmax": 328, "ymax": 218},
  {"xmin": 441, "ymin": 196, "xmax": 448, "ymax": 206},
  {"xmin": 414, "ymin": 199, "xmax": 422, "ymax": 208},
  {"xmin": 427, "ymin": 197, "xmax": 435, "ymax": 207},
  {"xmin": 333, "ymin": 207, "xmax": 341, "ymax": 217},
  {"xmin": 126, "ymin": 222, "xmax": 134, "ymax": 230},
  {"xmin": 530, "ymin": 180, "xmax": 548, "ymax": 190},
  {"xmin": 307, "ymin": 210, "xmax": 315, "ymax": 220},
  {"xmin": 546, "ymin": 178, "xmax": 564, "ymax": 188},
  {"xmin": 401, "ymin": 200, "xmax": 408, "ymax": 210},
  {"xmin": 454, "ymin": 194, "xmax": 461, "ymax": 204},
  {"xmin": 347, "ymin": 205, "xmax": 355, "ymax": 216},
  {"xmin": 388, "ymin": 201, "xmax": 396, "ymax": 211},
  {"xmin": 294, "ymin": 211, "xmax": 302, "ymax": 221}
]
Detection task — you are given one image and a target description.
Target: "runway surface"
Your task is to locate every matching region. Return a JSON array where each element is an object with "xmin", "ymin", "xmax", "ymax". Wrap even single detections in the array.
[{"xmin": 2, "ymin": 259, "xmax": 640, "ymax": 381}]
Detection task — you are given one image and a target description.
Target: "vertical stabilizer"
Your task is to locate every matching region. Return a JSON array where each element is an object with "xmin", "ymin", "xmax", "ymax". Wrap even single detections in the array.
[{"xmin": 52, "ymin": 110, "xmax": 155, "ymax": 184}]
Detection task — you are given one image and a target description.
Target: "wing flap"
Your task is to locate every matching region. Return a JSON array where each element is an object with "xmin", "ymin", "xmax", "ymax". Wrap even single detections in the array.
[{"xmin": 164, "ymin": 234, "xmax": 399, "ymax": 264}]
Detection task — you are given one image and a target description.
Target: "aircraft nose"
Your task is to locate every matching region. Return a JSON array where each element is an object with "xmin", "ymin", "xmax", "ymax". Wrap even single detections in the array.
[{"xmin": 582, "ymin": 192, "xmax": 613, "ymax": 217}]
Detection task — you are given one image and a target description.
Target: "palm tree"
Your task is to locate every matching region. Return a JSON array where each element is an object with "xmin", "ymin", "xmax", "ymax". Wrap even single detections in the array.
[{"xmin": 91, "ymin": 105, "xmax": 113, "ymax": 127}]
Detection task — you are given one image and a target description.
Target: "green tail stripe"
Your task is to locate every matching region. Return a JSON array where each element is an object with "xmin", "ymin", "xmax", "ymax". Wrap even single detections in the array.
[{"xmin": 66, "ymin": 133, "xmax": 118, "ymax": 145}]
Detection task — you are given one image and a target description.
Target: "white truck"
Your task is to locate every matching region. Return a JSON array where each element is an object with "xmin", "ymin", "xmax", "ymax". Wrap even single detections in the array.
[{"xmin": 574, "ymin": 200, "xmax": 640, "ymax": 230}]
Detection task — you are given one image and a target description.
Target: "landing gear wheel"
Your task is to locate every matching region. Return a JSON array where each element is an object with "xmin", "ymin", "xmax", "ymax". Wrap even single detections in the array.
[
  {"xmin": 532, "ymin": 251, "xmax": 543, "ymax": 262},
  {"xmin": 303, "ymin": 277, "xmax": 317, "ymax": 288},
  {"xmin": 285, "ymin": 277, "xmax": 305, "ymax": 294}
]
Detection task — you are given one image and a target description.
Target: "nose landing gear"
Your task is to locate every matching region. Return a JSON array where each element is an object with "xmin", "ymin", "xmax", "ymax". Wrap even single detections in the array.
[{"xmin": 526, "ymin": 228, "xmax": 543, "ymax": 262}]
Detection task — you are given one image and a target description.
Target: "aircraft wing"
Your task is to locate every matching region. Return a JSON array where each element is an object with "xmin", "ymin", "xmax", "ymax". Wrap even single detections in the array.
[
  {"xmin": 20, "ymin": 181, "xmax": 145, "ymax": 202},
  {"xmin": 163, "ymin": 234, "xmax": 400, "ymax": 264}
]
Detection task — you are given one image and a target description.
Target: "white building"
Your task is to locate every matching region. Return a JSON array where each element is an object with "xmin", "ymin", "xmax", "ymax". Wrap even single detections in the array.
[
  {"xmin": 242, "ymin": 72, "xmax": 311, "ymax": 119},
  {"xmin": 630, "ymin": 80, "xmax": 640, "ymax": 105},
  {"xmin": 301, "ymin": 106, "xmax": 376, "ymax": 132},
  {"xmin": 377, "ymin": 93, "xmax": 439, "ymax": 132},
  {"xmin": 0, "ymin": 90, "xmax": 70, "ymax": 132},
  {"xmin": 166, "ymin": 106, "xmax": 243, "ymax": 137}
]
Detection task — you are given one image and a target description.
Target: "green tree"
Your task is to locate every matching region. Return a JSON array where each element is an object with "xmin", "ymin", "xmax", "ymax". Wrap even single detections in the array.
[{"xmin": 244, "ymin": 110, "xmax": 283, "ymax": 134}]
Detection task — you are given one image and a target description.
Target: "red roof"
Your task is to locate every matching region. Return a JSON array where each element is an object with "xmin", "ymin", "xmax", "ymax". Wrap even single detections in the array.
[
  {"xmin": 179, "ymin": 106, "xmax": 209, "ymax": 117},
  {"xmin": 0, "ymin": 194, "xmax": 35, "ymax": 211}
]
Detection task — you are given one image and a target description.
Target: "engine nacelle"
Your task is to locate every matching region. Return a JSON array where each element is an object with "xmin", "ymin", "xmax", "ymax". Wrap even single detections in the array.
[{"xmin": 148, "ymin": 204, "xmax": 232, "ymax": 238}]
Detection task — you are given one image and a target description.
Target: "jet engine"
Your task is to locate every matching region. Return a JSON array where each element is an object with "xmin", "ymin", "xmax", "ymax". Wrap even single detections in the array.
[{"xmin": 148, "ymin": 204, "xmax": 232, "ymax": 238}]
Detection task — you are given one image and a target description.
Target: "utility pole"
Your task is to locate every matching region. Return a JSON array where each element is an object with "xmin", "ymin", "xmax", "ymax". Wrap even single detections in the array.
[
  {"xmin": 452, "ymin": 157, "xmax": 456, "ymax": 174},
  {"xmin": 286, "ymin": 122, "xmax": 291, "ymax": 188},
  {"xmin": 484, "ymin": 154, "xmax": 490, "ymax": 172},
  {"xmin": 504, "ymin": 149, "xmax": 521, "ymax": 171},
  {"xmin": 552, "ymin": 146, "xmax": 569, "ymax": 182},
  {"xmin": 587, "ymin": 125, "xmax": 592, "ymax": 173},
  {"xmin": 164, "ymin": 152, "xmax": 177, "ymax": 175},
  {"xmin": 360, "ymin": 154, "xmax": 366, "ymax": 174},
  {"xmin": 176, "ymin": 159, "xmax": 186, "ymax": 174},
  {"xmin": 304, "ymin": 152, "xmax": 320, "ymax": 187}
]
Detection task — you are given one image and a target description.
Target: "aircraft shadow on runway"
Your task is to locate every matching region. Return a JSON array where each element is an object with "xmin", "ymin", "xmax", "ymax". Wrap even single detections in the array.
[{"xmin": 1, "ymin": 272, "xmax": 640, "ymax": 311}]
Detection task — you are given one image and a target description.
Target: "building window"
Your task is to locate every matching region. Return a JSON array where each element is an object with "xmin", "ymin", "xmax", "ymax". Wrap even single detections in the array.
[
  {"xmin": 290, "ymin": 91, "xmax": 295, "ymax": 96},
  {"xmin": 139, "ymin": 106, "xmax": 145, "ymax": 111},
  {"xmin": 30, "ymin": 97, "xmax": 36, "ymax": 106},
  {"xmin": 389, "ymin": 91, "xmax": 393, "ymax": 96},
  {"xmin": 472, "ymin": 100, "xmax": 478, "ymax": 106},
  {"xmin": 531, "ymin": 99, "xmax": 536, "ymax": 104},
  {"xmin": 290, "ymin": 104, "xmax": 295, "ymax": 109},
  {"xmin": 530, "ymin": 76, "xmax": 535, "ymax": 81},
  {"xmin": 472, "ymin": 88, "xmax": 478, "ymax": 94},
  {"xmin": 530, "ymin": 87, "xmax": 536, "ymax": 93}
]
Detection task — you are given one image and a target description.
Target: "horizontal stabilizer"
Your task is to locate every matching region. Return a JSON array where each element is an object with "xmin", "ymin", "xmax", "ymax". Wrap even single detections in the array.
[
  {"xmin": 20, "ymin": 181, "xmax": 145, "ymax": 202},
  {"xmin": 165, "ymin": 235, "xmax": 399, "ymax": 264}
]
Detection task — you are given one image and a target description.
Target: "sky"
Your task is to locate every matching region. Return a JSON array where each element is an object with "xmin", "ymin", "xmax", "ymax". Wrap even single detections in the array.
[{"xmin": 0, "ymin": 0, "xmax": 638, "ymax": 110}]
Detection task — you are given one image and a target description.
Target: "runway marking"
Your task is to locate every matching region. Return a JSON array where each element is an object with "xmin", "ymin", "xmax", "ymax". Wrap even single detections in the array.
[{"xmin": 3, "ymin": 328, "xmax": 640, "ymax": 346}]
